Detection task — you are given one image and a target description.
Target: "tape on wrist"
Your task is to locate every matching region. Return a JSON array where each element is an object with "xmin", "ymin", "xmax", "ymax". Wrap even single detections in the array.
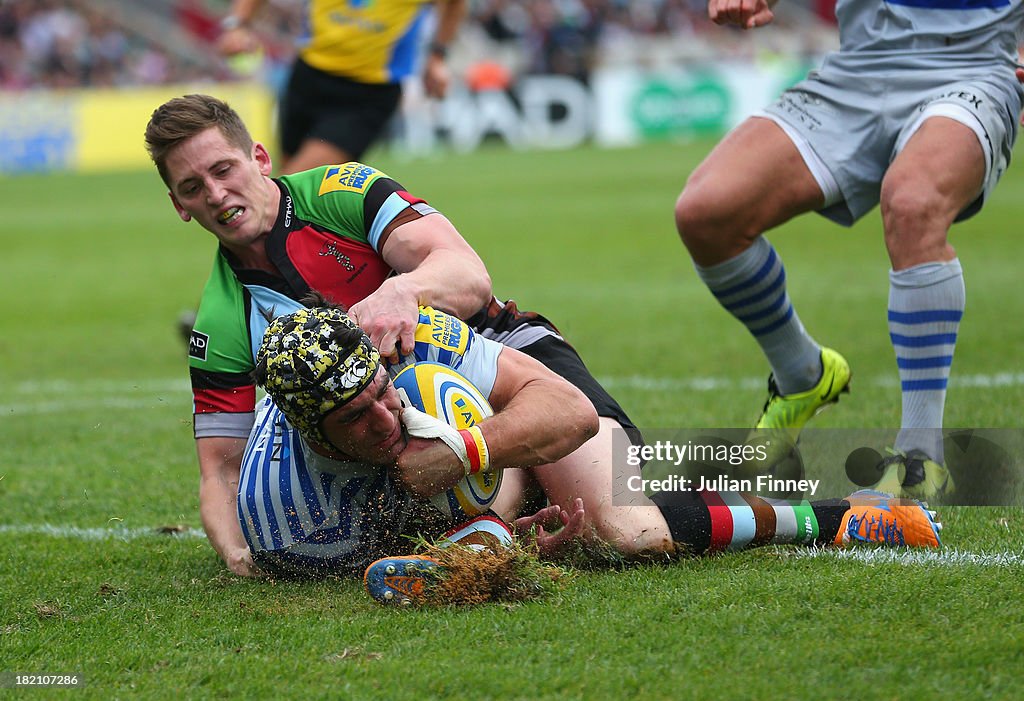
[
  {"xmin": 401, "ymin": 406, "xmax": 472, "ymax": 473},
  {"xmin": 457, "ymin": 426, "xmax": 490, "ymax": 475}
]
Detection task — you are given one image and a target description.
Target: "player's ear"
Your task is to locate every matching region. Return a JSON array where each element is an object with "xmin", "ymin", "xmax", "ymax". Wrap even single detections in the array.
[
  {"xmin": 168, "ymin": 191, "xmax": 192, "ymax": 222},
  {"xmin": 254, "ymin": 142, "xmax": 272, "ymax": 176}
]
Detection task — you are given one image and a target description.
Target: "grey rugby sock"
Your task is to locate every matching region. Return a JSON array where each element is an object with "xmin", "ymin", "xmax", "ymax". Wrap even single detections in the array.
[{"xmin": 695, "ymin": 237, "xmax": 821, "ymax": 394}]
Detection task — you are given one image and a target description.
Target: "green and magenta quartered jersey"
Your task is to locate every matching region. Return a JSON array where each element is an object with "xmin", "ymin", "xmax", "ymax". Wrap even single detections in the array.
[{"xmin": 187, "ymin": 162, "xmax": 437, "ymax": 439}]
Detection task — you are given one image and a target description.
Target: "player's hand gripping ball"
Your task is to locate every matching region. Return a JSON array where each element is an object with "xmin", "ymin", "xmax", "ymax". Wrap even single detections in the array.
[{"xmin": 392, "ymin": 362, "xmax": 501, "ymax": 521}]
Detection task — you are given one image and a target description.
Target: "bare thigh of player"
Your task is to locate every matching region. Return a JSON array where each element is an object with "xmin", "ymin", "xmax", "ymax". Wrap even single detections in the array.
[
  {"xmin": 526, "ymin": 417, "xmax": 674, "ymax": 557},
  {"xmin": 675, "ymin": 117, "xmax": 827, "ymax": 266},
  {"xmin": 881, "ymin": 117, "xmax": 987, "ymax": 270}
]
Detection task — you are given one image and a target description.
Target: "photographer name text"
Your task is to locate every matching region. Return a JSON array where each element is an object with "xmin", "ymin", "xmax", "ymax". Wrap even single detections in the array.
[{"xmin": 627, "ymin": 474, "xmax": 819, "ymax": 496}]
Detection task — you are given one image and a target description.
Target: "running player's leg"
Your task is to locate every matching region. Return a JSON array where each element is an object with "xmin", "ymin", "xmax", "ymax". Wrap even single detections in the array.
[
  {"xmin": 880, "ymin": 96, "xmax": 998, "ymax": 494},
  {"xmin": 675, "ymin": 115, "xmax": 847, "ymax": 440},
  {"xmin": 675, "ymin": 116, "xmax": 825, "ymax": 267}
]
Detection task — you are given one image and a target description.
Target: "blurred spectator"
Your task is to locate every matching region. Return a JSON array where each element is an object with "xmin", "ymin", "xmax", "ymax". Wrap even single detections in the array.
[
  {"xmin": 521, "ymin": 0, "xmax": 603, "ymax": 84},
  {"xmin": 177, "ymin": 0, "xmax": 220, "ymax": 43},
  {"xmin": 0, "ymin": 0, "xmax": 231, "ymax": 89},
  {"xmin": 466, "ymin": 60, "xmax": 513, "ymax": 92},
  {"xmin": 477, "ymin": 0, "xmax": 527, "ymax": 43},
  {"xmin": 0, "ymin": 0, "xmax": 834, "ymax": 91}
]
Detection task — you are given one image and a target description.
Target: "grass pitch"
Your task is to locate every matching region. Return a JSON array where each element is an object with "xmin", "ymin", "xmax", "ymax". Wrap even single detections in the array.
[{"xmin": 1, "ymin": 138, "xmax": 1023, "ymax": 699}]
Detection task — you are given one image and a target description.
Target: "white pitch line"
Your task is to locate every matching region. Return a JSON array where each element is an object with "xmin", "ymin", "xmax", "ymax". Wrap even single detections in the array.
[
  {"xmin": 600, "ymin": 372, "xmax": 1024, "ymax": 392},
  {"xmin": 0, "ymin": 524, "xmax": 205, "ymax": 541},
  {"xmin": 8, "ymin": 372, "xmax": 1024, "ymax": 397},
  {"xmin": 0, "ymin": 397, "xmax": 185, "ymax": 416},
  {"xmin": 3, "ymin": 373, "xmax": 1023, "ymax": 417},
  {"xmin": 782, "ymin": 545, "xmax": 1024, "ymax": 568},
  {"xmin": 10, "ymin": 379, "xmax": 189, "ymax": 395},
  {"xmin": 2, "ymin": 524, "xmax": 1020, "ymax": 568}
]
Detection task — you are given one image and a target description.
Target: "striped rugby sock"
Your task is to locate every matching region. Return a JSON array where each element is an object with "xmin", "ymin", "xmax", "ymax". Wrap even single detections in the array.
[
  {"xmin": 888, "ymin": 260, "xmax": 964, "ymax": 463},
  {"xmin": 650, "ymin": 489, "xmax": 850, "ymax": 554},
  {"xmin": 694, "ymin": 237, "xmax": 821, "ymax": 394}
]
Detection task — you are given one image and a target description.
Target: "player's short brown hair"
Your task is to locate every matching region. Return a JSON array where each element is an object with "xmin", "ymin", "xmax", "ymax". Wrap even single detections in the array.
[{"xmin": 144, "ymin": 94, "xmax": 254, "ymax": 187}]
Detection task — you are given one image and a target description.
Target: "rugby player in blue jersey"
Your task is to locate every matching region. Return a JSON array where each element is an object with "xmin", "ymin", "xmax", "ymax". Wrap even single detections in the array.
[
  {"xmin": 145, "ymin": 95, "xmax": 653, "ymax": 576},
  {"xmin": 674, "ymin": 0, "xmax": 1023, "ymax": 499},
  {"xmin": 240, "ymin": 301, "xmax": 600, "ymax": 582},
  {"xmin": 245, "ymin": 301, "xmax": 943, "ymax": 603}
]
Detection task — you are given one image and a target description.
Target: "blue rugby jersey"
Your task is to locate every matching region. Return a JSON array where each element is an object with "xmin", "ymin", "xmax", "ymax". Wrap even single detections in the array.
[{"xmin": 237, "ymin": 306, "xmax": 500, "ymax": 572}]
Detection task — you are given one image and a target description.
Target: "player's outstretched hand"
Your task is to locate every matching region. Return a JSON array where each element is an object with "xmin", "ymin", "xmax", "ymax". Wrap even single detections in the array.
[
  {"xmin": 708, "ymin": 0, "xmax": 775, "ymax": 29},
  {"xmin": 514, "ymin": 497, "xmax": 586, "ymax": 557}
]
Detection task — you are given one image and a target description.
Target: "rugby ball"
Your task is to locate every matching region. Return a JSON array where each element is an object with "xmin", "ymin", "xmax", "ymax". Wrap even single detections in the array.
[{"xmin": 392, "ymin": 362, "xmax": 501, "ymax": 521}]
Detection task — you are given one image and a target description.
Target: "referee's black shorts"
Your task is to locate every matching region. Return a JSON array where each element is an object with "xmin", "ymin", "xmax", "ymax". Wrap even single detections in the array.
[
  {"xmin": 467, "ymin": 298, "xmax": 643, "ymax": 447},
  {"xmin": 279, "ymin": 58, "xmax": 402, "ymax": 161}
]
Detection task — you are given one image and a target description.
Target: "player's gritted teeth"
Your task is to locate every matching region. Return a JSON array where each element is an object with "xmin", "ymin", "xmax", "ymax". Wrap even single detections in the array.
[{"xmin": 218, "ymin": 206, "xmax": 244, "ymax": 225}]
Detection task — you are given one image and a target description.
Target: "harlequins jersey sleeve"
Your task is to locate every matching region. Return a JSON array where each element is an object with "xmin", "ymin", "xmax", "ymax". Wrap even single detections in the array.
[
  {"xmin": 189, "ymin": 163, "xmax": 441, "ymax": 439},
  {"xmin": 280, "ymin": 163, "xmax": 438, "ymax": 254},
  {"xmin": 188, "ymin": 253, "xmax": 259, "ymax": 439}
]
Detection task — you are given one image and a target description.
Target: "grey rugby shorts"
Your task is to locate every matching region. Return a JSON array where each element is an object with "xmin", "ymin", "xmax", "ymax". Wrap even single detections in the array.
[{"xmin": 758, "ymin": 59, "xmax": 1022, "ymax": 226}]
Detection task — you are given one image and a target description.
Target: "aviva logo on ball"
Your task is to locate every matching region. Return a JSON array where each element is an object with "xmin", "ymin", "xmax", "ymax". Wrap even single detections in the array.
[{"xmin": 392, "ymin": 362, "xmax": 501, "ymax": 520}]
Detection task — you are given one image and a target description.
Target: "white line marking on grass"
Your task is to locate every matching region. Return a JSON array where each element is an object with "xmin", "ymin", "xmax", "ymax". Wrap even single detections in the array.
[
  {"xmin": 0, "ymin": 524, "xmax": 205, "ymax": 541},
  {"xmin": 3, "ymin": 372, "xmax": 1022, "ymax": 417},
  {"xmin": 783, "ymin": 546, "xmax": 1024, "ymax": 568},
  {"xmin": 0, "ymin": 398, "xmax": 184, "ymax": 416},
  {"xmin": 11, "ymin": 379, "xmax": 190, "ymax": 395},
  {"xmin": 3, "ymin": 379, "xmax": 192, "ymax": 417},
  {"xmin": 4, "ymin": 525, "xmax": 1021, "ymax": 569},
  {"xmin": 600, "ymin": 372, "xmax": 1024, "ymax": 392}
]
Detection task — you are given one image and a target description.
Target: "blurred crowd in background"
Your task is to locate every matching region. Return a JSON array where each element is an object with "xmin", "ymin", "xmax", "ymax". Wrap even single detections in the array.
[{"xmin": 0, "ymin": 0, "xmax": 838, "ymax": 91}]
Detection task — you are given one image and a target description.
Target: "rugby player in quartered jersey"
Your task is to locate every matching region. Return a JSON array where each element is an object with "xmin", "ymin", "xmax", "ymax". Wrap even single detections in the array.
[
  {"xmin": 148, "ymin": 95, "xmax": 645, "ymax": 576},
  {"xmin": 188, "ymin": 161, "xmax": 642, "ymax": 447},
  {"xmin": 188, "ymin": 163, "xmax": 436, "ymax": 439}
]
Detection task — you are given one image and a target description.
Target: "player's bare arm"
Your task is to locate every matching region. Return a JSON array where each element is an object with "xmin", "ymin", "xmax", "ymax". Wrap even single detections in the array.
[
  {"xmin": 196, "ymin": 436, "xmax": 259, "ymax": 576},
  {"xmin": 391, "ymin": 348, "xmax": 598, "ymax": 498},
  {"xmin": 348, "ymin": 213, "xmax": 491, "ymax": 358},
  {"xmin": 422, "ymin": 0, "xmax": 467, "ymax": 98}
]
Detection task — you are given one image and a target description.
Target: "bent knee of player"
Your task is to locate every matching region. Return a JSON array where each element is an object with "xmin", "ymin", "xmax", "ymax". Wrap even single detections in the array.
[
  {"xmin": 584, "ymin": 503, "xmax": 674, "ymax": 557},
  {"xmin": 881, "ymin": 161, "xmax": 975, "ymax": 230},
  {"xmin": 675, "ymin": 186, "xmax": 763, "ymax": 262},
  {"xmin": 881, "ymin": 179, "xmax": 959, "ymax": 265},
  {"xmin": 674, "ymin": 185, "xmax": 719, "ymax": 243}
]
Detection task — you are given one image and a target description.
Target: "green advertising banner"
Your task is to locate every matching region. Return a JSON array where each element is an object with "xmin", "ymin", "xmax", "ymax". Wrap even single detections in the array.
[{"xmin": 629, "ymin": 76, "xmax": 732, "ymax": 138}]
